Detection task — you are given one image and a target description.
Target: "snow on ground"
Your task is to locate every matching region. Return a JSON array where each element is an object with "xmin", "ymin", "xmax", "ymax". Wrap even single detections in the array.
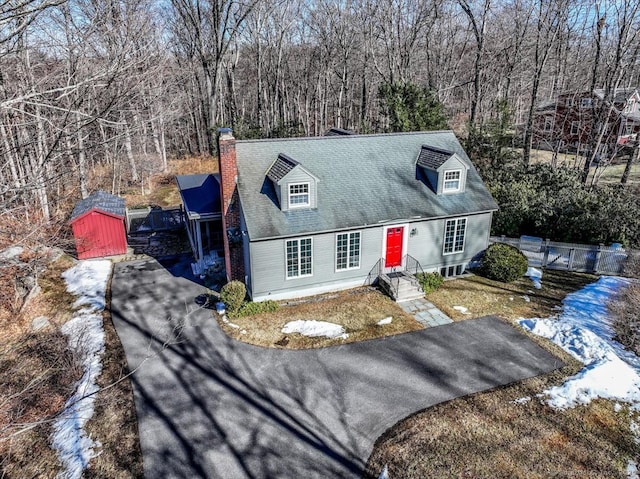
[
  {"xmin": 377, "ymin": 317, "xmax": 393, "ymax": 325},
  {"xmin": 526, "ymin": 267, "xmax": 543, "ymax": 289},
  {"xmin": 282, "ymin": 320, "xmax": 348, "ymax": 339},
  {"xmin": 51, "ymin": 260, "xmax": 112, "ymax": 479},
  {"xmin": 518, "ymin": 276, "xmax": 640, "ymax": 409},
  {"xmin": 453, "ymin": 306, "xmax": 471, "ymax": 315}
]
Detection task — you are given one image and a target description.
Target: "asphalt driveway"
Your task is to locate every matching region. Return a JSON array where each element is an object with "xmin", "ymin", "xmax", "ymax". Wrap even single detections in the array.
[{"xmin": 110, "ymin": 257, "xmax": 563, "ymax": 479}]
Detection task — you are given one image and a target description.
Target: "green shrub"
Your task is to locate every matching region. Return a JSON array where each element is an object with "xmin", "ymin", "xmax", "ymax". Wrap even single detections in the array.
[
  {"xmin": 235, "ymin": 300, "xmax": 279, "ymax": 318},
  {"xmin": 480, "ymin": 243, "xmax": 528, "ymax": 283},
  {"xmin": 416, "ymin": 272, "xmax": 444, "ymax": 293},
  {"xmin": 220, "ymin": 280, "xmax": 246, "ymax": 313}
]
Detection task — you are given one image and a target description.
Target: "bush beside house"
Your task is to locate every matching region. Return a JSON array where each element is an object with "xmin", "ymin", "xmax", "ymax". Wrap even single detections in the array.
[{"xmin": 480, "ymin": 243, "xmax": 528, "ymax": 282}]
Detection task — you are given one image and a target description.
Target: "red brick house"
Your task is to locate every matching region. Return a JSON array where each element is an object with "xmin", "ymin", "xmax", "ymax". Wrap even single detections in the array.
[{"xmin": 533, "ymin": 88, "xmax": 640, "ymax": 157}]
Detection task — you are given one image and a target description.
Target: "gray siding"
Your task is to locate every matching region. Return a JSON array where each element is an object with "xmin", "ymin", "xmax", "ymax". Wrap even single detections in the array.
[
  {"xmin": 436, "ymin": 156, "xmax": 468, "ymax": 194},
  {"xmin": 279, "ymin": 168, "xmax": 317, "ymax": 211},
  {"xmin": 407, "ymin": 212, "xmax": 492, "ymax": 270},
  {"xmin": 248, "ymin": 212, "xmax": 493, "ymax": 300}
]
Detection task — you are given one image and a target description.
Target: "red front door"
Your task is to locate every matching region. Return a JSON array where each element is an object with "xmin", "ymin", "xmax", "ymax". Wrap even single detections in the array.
[{"xmin": 385, "ymin": 227, "xmax": 404, "ymax": 267}]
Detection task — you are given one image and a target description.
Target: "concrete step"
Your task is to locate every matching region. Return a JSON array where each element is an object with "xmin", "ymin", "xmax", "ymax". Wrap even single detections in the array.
[{"xmin": 395, "ymin": 291, "xmax": 425, "ymax": 302}]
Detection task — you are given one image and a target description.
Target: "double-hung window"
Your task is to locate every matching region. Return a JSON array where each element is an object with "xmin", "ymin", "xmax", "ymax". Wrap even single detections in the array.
[
  {"xmin": 336, "ymin": 232, "xmax": 361, "ymax": 270},
  {"xmin": 288, "ymin": 183, "xmax": 310, "ymax": 208},
  {"xmin": 443, "ymin": 170, "xmax": 462, "ymax": 193},
  {"xmin": 443, "ymin": 218, "xmax": 466, "ymax": 254},
  {"xmin": 286, "ymin": 237, "xmax": 312, "ymax": 278}
]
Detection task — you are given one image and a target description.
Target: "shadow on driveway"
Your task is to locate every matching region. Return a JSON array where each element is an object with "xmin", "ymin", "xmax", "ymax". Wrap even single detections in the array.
[{"xmin": 110, "ymin": 257, "xmax": 563, "ymax": 479}]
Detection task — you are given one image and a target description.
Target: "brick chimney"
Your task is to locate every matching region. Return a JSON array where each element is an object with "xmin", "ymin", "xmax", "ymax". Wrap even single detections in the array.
[{"xmin": 217, "ymin": 128, "xmax": 245, "ymax": 283}]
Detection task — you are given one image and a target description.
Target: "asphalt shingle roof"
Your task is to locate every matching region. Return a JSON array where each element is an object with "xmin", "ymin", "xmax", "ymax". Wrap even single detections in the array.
[
  {"xmin": 236, "ymin": 131, "xmax": 498, "ymax": 241},
  {"xmin": 265, "ymin": 154, "xmax": 299, "ymax": 182},
  {"xmin": 416, "ymin": 145, "xmax": 455, "ymax": 170},
  {"xmin": 325, "ymin": 127, "xmax": 355, "ymax": 136},
  {"xmin": 70, "ymin": 190, "xmax": 125, "ymax": 221}
]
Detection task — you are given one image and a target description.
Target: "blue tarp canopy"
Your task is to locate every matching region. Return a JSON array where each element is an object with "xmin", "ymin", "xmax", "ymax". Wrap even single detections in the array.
[{"xmin": 176, "ymin": 174, "xmax": 221, "ymax": 220}]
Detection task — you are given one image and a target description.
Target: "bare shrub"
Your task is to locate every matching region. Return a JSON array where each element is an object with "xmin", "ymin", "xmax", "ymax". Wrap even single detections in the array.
[
  {"xmin": 0, "ymin": 330, "xmax": 82, "ymax": 477},
  {"xmin": 610, "ymin": 282, "xmax": 640, "ymax": 355},
  {"xmin": 623, "ymin": 250, "xmax": 640, "ymax": 279}
]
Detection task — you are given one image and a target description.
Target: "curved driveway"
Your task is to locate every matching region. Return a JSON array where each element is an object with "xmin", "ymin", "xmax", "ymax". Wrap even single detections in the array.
[{"xmin": 111, "ymin": 257, "xmax": 562, "ymax": 479}]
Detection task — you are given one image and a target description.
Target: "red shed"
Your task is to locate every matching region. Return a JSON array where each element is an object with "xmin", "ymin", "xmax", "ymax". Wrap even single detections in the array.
[{"xmin": 69, "ymin": 191, "xmax": 127, "ymax": 259}]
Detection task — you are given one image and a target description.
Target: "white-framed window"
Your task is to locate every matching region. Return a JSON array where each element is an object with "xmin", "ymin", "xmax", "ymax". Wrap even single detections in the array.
[
  {"xmin": 544, "ymin": 117, "xmax": 554, "ymax": 131},
  {"xmin": 443, "ymin": 218, "xmax": 466, "ymax": 254},
  {"xmin": 286, "ymin": 237, "xmax": 312, "ymax": 278},
  {"xmin": 443, "ymin": 170, "xmax": 462, "ymax": 193},
  {"xmin": 625, "ymin": 100, "xmax": 636, "ymax": 113},
  {"xmin": 288, "ymin": 182, "xmax": 310, "ymax": 208},
  {"xmin": 336, "ymin": 231, "xmax": 361, "ymax": 271},
  {"xmin": 570, "ymin": 121, "xmax": 580, "ymax": 136},
  {"xmin": 566, "ymin": 97, "xmax": 575, "ymax": 107},
  {"xmin": 581, "ymin": 97, "xmax": 592, "ymax": 108}
]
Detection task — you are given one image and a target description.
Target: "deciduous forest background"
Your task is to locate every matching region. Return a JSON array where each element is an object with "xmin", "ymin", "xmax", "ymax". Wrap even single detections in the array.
[{"xmin": 1, "ymin": 0, "xmax": 640, "ymax": 246}]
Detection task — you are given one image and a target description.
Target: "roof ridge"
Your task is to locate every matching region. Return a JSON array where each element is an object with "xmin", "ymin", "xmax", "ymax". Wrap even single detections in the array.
[{"xmin": 237, "ymin": 130, "xmax": 455, "ymax": 145}]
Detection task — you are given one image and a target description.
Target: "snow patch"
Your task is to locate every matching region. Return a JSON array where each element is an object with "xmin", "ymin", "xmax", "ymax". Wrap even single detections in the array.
[
  {"xmin": 518, "ymin": 276, "xmax": 640, "ymax": 410},
  {"xmin": 453, "ymin": 306, "xmax": 471, "ymax": 315},
  {"xmin": 51, "ymin": 260, "xmax": 111, "ymax": 479},
  {"xmin": 377, "ymin": 317, "xmax": 393, "ymax": 325},
  {"xmin": 512, "ymin": 396, "xmax": 531, "ymax": 405},
  {"xmin": 282, "ymin": 320, "xmax": 348, "ymax": 339},
  {"xmin": 526, "ymin": 267, "xmax": 543, "ymax": 289}
]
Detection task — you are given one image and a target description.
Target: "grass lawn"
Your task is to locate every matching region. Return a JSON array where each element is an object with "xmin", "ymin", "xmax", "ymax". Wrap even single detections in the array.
[
  {"xmin": 428, "ymin": 270, "xmax": 597, "ymax": 321},
  {"xmin": 216, "ymin": 287, "xmax": 423, "ymax": 348},
  {"xmin": 364, "ymin": 367, "xmax": 639, "ymax": 479},
  {"xmin": 522, "ymin": 147, "xmax": 640, "ymax": 185}
]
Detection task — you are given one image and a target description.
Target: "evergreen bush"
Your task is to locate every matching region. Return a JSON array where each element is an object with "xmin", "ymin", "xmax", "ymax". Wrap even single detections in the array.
[
  {"xmin": 416, "ymin": 272, "xmax": 445, "ymax": 293},
  {"xmin": 236, "ymin": 300, "xmax": 279, "ymax": 317},
  {"xmin": 220, "ymin": 280, "xmax": 246, "ymax": 314},
  {"xmin": 480, "ymin": 243, "xmax": 528, "ymax": 283}
]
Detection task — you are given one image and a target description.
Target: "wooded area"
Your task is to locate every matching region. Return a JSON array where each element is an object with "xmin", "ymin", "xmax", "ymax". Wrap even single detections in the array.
[{"xmin": 1, "ymin": 0, "xmax": 640, "ymax": 242}]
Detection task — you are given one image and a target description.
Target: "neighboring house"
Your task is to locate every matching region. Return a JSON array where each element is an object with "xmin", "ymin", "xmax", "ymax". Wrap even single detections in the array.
[
  {"xmin": 195, "ymin": 128, "xmax": 496, "ymax": 302},
  {"xmin": 533, "ymin": 88, "xmax": 640, "ymax": 155}
]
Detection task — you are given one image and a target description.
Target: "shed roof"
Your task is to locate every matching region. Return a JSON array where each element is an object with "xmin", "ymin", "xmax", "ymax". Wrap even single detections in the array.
[
  {"xmin": 70, "ymin": 190, "xmax": 125, "ymax": 221},
  {"xmin": 236, "ymin": 131, "xmax": 498, "ymax": 241},
  {"xmin": 176, "ymin": 174, "xmax": 221, "ymax": 220}
]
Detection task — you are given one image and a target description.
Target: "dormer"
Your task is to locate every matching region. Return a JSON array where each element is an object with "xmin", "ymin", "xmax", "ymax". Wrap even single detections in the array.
[
  {"xmin": 416, "ymin": 145, "xmax": 469, "ymax": 195},
  {"xmin": 266, "ymin": 153, "xmax": 319, "ymax": 211}
]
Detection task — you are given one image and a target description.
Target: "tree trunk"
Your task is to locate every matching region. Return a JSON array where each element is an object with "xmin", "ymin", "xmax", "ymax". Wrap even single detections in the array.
[{"xmin": 621, "ymin": 142, "xmax": 640, "ymax": 184}]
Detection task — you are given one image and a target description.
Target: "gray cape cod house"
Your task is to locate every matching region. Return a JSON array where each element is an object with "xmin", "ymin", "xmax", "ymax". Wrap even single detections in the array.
[{"xmin": 184, "ymin": 128, "xmax": 498, "ymax": 302}]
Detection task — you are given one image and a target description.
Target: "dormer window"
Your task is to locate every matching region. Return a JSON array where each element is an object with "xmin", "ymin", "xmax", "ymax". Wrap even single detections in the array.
[
  {"xmin": 416, "ymin": 145, "xmax": 469, "ymax": 195},
  {"xmin": 265, "ymin": 153, "xmax": 319, "ymax": 211},
  {"xmin": 443, "ymin": 170, "xmax": 462, "ymax": 193},
  {"xmin": 288, "ymin": 183, "xmax": 310, "ymax": 207},
  {"xmin": 581, "ymin": 97, "xmax": 592, "ymax": 108}
]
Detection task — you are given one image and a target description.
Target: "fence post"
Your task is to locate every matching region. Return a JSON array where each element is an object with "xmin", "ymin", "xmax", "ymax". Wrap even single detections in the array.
[
  {"xmin": 568, "ymin": 248, "xmax": 576, "ymax": 271},
  {"xmin": 593, "ymin": 244, "xmax": 604, "ymax": 273},
  {"xmin": 542, "ymin": 239, "xmax": 550, "ymax": 267}
]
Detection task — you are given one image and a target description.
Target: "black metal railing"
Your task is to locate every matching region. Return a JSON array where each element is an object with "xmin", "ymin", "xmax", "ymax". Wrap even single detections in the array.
[
  {"xmin": 365, "ymin": 258, "xmax": 383, "ymax": 286},
  {"xmin": 366, "ymin": 255, "xmax": 426, "ymax": 300}
]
